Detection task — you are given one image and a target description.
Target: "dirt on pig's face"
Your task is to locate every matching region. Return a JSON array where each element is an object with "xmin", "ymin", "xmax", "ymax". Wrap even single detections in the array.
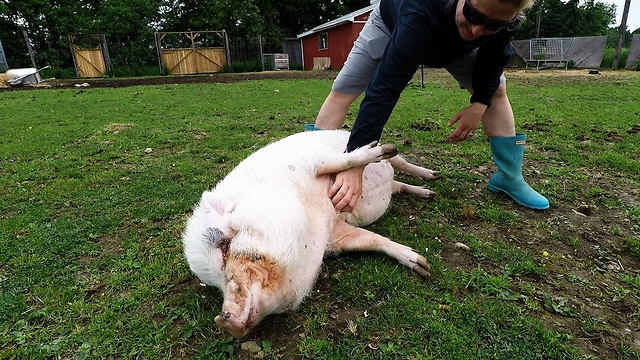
[{"xmin": 215, "ymin": 252, "xmax": 288, "ymax": 338}]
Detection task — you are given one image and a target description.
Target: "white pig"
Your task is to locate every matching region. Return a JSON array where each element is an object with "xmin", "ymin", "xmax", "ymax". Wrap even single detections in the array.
[{"xmin": 182, "ymin": 130, "xmax": 438, "ymax": 338}]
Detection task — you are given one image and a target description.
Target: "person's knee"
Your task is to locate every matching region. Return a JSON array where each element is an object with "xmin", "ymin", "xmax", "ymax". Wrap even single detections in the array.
[{"xmin": 327, "ymin": 91, "xmax": 358, "ymax": 106}]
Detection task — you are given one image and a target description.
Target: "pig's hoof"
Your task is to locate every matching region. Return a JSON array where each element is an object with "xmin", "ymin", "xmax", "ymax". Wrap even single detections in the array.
[
  {"xmin": 426, "ymin": 170, "xmax": 441, "ymax": 180},
  {"xmin": 379, "ymin": 144, "xmax": 398, "ymax": 159},
  {"xmin": 418, "ymin": 187, "xmax": 436, "ymax": 199},
  {"xmin": 413, "ymin": 256, "xmax": 430, "ymax": 278}
]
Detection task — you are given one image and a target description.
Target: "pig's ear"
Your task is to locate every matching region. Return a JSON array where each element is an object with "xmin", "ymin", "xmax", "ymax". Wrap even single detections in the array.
[{"xmin": 201, "ymin": 191, "xmax": 234, "ymax": 216}]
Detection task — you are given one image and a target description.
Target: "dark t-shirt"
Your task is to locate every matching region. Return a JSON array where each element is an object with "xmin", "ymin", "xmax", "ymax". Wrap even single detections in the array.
[{"xmin": 346, "ymin": 0, "xmax": 515, "ymax": 152}]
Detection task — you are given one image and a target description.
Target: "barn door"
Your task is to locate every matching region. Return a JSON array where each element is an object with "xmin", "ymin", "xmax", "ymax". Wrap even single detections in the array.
[
  {"xmin": 156, "ymin": 31, "xmax": 228, "ymax": 75},
  {"xmin": 69, "ymin": 34, "xmax": 112, "ymax": 78}
]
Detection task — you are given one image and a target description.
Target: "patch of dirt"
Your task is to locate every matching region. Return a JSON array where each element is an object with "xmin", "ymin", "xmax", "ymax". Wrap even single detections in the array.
[{"xmin": 0, "ymin": 70, "xmax": 337, "ymax": 90}]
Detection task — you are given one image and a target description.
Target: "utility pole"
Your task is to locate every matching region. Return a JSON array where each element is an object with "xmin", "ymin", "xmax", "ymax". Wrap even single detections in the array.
[
  {"xmin": 612, "ymin": 0, "xmax": 631, "ymax": 70},
  {"xmin": 534, "ymin": 0, "xmax": 543, "ymax": 38},
  {"xmin": 535, "ymin": 8, "xmax": 541, "ymax": 38}
]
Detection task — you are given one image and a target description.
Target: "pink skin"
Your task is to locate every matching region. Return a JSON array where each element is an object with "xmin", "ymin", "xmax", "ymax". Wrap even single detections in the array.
[
  {"xmin": 454, "ymin": 0, "xmax": 520, "ymax": 41},
  {"xmin": 214, "ymin": 257, "xmax": 284, "ymax": 338}
]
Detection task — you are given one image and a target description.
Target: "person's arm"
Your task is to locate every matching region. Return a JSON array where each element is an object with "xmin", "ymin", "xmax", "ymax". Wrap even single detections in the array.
[
  {"xmin": 346, "ymin": 16, "xmax": 433, "ymax": 152},
  {"xmin": 331, "ymin": 16, "xmax": 431, "ymax": 212}
]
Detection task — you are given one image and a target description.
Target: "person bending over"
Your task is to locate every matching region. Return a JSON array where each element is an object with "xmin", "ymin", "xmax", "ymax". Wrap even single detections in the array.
[{"xmin": 306, "ymin": 0, "xmax": 548, "ymax": 211}]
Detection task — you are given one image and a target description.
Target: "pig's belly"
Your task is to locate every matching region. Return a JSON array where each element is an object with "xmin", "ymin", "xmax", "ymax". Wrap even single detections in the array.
[{"xmin": 342, "ymin": 160, "xmax": 394, "ymax": 227}]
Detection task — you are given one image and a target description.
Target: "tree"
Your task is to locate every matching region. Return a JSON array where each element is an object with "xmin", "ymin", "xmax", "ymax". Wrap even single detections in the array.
[
  {"xmin": 0, "ymin": 0, "xmax": 373, "ymax": 73},
  {"xmin": 514, "ymin": 0, "xmax": 615, "ymax": 39},
  {"xmin": 606, "ymin": 27, "xmax": 632, "ymax": 48},
  {"xmin": 90, "ymin": 0, "xmax": 165, "ymax": 70}
]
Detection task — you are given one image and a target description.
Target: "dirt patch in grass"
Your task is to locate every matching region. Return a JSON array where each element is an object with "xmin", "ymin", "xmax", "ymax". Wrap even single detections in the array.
[{"xmin": 0, "ymin": 70, "xmax": 338, "ymax": 90}]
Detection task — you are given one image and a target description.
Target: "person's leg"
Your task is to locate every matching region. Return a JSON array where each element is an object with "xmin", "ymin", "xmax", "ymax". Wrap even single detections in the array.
[
  {"xmin": 306, "ymin": 4, "xmax": 390, "ymax": 131},
  {"xmin": 446, "ymin": 56, "xmax": 549, "ymax": 210},
  {"xmin": 478, "ymin": 82, "xmax": 515, "ymax": 137},
  {"xmin": 480, "ymin": 83, "xmax": 549, "ymax": 209}
]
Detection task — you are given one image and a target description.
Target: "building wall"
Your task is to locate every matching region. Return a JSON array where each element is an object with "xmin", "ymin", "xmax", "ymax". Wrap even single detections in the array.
[{"xmin": 300, "ymin": 12, "xmax": 371, "ymax": 70}]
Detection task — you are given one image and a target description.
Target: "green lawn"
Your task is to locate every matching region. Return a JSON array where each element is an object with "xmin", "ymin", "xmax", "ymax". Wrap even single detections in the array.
[{"xmin": 1, "ymin": 70, "xmax": 639, "ymax": 359}]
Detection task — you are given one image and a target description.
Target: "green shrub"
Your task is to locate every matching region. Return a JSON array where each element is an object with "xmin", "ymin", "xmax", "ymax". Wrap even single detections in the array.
[
  {"xmin": 223, "ymin": 59, "xmax": 262, "ymax": 73},
  {"xmin": 112, "ymin": 65, "xmax": 160, "ymax": 77},
  {"xmin": 42, "ymin": 67, "xmax": 77, "ymax": 80},
  {"xmin": 601, "ymin": 47, "xmax": 629, "ymax": 68},
  {"xmin": 289, "ymin": 62, "xmax": 304, "ymax": 71}
]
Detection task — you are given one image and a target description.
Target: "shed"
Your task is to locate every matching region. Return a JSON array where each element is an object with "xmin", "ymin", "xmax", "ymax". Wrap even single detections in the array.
[{"xmin": 297, "ymin": 4, "xmax": 376, "ymax": 70}]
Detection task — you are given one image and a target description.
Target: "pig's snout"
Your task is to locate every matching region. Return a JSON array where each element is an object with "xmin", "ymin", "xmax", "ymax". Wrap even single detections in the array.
[{"xmin": 215, "ymin": 311, "xmax": 250, "ymax": 338}]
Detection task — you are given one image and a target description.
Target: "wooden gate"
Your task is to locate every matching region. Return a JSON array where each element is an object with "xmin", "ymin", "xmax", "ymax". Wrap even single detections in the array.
[
  {"xmin": 69, "ymin": 34, "xmax": 111, "ymax": 78},
  {"xmin": 155, "ymin": 31, "xmax": 229, "ymax": 75}
]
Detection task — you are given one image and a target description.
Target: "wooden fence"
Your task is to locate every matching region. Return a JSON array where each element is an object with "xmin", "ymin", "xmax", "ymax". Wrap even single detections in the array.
[
  {"xmin": 155, "ymin": 31, "xmax": 229, "ymax": 75},
  {"xmin": 69, "ymin": 34, "xmax": 111, "ymax": 78},
  {"xmin": 626, "ymin": 34, "xmax": 640, "ymax": 69},
  {"xmin": 511, "ymin": 36, "xmax": 606, "ymax": 69}
]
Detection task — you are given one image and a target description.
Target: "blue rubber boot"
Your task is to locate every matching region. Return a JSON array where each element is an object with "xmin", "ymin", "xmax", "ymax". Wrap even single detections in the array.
[
  {"xmin": 487, "ymin": 134, "xmax": 549, "ymax": 210},
  {"xmin": 304, "ymin": 124, "xmax": 322, "ymax": 131}
]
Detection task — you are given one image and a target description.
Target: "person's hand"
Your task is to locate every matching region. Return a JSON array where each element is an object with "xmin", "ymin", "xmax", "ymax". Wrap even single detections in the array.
[
  {"xmin": 447, "ymin": 102, "xmax": 487, "ymax": 142},
  {"xmin": 328, "ymin": 165, "xmax": 365, "ymax": 212}
]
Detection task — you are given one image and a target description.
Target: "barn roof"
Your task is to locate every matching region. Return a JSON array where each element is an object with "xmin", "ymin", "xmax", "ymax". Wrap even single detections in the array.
[{"xmin": 296, "ymin": 4, "xmax": 377, "ymax": 38}]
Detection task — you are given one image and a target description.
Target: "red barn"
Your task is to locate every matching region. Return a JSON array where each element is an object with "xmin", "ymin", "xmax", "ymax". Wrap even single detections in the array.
[{"xmin": 297, "ymin": 4, "xmax": 376, "ymax": 71}]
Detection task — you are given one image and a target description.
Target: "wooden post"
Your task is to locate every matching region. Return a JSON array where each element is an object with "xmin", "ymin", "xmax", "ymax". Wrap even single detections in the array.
[
  {"xmin": 612, "ymin": 0, "xmax": 631, "ymax": 70},
  {"xmin": 155, "ymin": 32, "xmax": 165, "ymax": 75},
  {"xmin": 100, "ymin": 34, "xmax": 112, "ymax": 77},
  {"xmin": 259, "ymin": 35, "xmax": 264, "ymax": 71},
  {"xmin": 23, "ymin": 31, "xmax": 38, "ymax": 69},
  {"xmin": 223, "ymin": 31, "xmax": 231, "ymax": 67},
  {"xmin": 68, "ymin": 34, "xmax": 80, "ymax": 77}
]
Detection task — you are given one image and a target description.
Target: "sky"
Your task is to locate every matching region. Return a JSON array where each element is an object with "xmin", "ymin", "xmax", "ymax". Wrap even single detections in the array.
[{"xmin": 609, "ymin": 0, "xmax": 640, "ymax": 31}]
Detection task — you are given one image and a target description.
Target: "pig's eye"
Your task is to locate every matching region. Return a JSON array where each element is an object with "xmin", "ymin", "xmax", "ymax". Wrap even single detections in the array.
[{"xmin": 203, "ymin": 227, "xmax": 224, "ymax": 246}]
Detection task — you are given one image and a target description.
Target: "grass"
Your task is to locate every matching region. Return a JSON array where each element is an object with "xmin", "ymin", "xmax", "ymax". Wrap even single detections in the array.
[{"xmin": 1, "ymin": 70, "xmax": 640, "ymax": 359}]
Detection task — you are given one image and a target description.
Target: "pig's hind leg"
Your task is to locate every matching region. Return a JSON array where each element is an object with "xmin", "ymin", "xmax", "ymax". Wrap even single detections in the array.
[
  {"xmin": 327, "ymin": 219, "xmax": 430, "ymax": 278},
  {"xmin": 388, "ymin": 155, "xmax": 440, "ymax": 180},
  {"xmin": 388, "ymin": 155, "xmax": 439, "ymax": 199},
  {"xmin": 315, "ymin": 141, "xmax": 398, "ymax": 175},
  {"xmin": 392, "ymin": 181, "xmax": 436, "ymax": 199}
]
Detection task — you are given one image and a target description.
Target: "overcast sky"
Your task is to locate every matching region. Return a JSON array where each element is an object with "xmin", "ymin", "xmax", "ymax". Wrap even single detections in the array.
[{"xmin": 608, "ymin": 0, "xmax": 640, "ymax": 31}]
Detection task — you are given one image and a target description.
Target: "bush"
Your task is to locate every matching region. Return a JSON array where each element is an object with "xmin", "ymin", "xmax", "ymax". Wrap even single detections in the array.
[
  {"xmin": 601, "ymin": 47, "xmax": 629, "ymax": 68},
  {"xmin": 112, "ymin": 65, "xmax": 160, "ymax": 78},
  {"xmin": 43, "ymin": 67, "xmax": 77, "ymax": 80},
  {"xmin": 289, "ymin": 62, "xmax": 304, "ymax": 71},
  {"xmin": 223, "ymin": 59, "xmax": 262, "ymax": 73}
]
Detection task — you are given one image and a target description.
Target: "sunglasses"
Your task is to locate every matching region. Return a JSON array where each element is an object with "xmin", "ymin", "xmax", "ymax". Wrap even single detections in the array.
[{"xmin": 462, "ymin": 0, "xmax": 522, "ymax": 31}]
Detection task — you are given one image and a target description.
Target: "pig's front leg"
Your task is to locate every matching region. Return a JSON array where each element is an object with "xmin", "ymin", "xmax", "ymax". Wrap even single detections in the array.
[
  {"xmin": 315, "ymin": 141, "xmax": 398, "ymax": 175},
  {"xmin": 327, "ymin": 219, "xmax": 430, "ymax": 278}
]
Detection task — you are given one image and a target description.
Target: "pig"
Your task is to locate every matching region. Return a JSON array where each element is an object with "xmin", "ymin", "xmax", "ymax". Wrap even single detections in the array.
[{"xmin": 182, "ymin": 130, "xmax": 439, "ymax": 338}]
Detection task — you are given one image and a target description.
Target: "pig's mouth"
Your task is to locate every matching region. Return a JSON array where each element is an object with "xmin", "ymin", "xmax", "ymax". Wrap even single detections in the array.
[
  {"xmin": 215, "ymin": 254, "xmax": 283, "ymax": 338},
  {"xmin": 214, "ymin": 283, "xmax": 256, "ymax": 338},
  {"xmin": 215, "ymin": 270, "xmax": 266, "ymax": 338}
]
